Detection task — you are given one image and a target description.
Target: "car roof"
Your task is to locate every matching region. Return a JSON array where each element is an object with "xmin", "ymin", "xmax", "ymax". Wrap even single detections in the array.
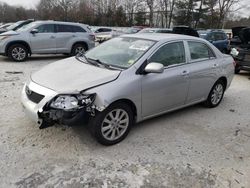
[
  {"xmin": 33, "ymin": 20, "xmax": 86, "ymax": 27},
  {"xmin": 143, "ymin": 28, "xmax": 171, "ymax": 30},
  {"xmin": 198, "ymin": 29, "xmax": 225, "ymax": 33},
  {"xmin": 122, "ymin": 33, "xmax": 202, "ymax": 42}
]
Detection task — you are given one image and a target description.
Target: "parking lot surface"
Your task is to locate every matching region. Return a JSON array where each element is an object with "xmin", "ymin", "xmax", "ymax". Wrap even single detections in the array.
[{"xmin": 0, "ymin": 55, "xmax": 249, "ymax": 188}]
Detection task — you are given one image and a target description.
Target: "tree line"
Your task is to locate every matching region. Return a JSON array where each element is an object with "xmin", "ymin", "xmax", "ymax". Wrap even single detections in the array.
[{"xmin": 0, "ymin": 0, "xmax": 247, "ymax": 29}]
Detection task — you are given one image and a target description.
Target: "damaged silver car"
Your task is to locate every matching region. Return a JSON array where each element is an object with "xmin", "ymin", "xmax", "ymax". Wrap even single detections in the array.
[{"xmin": 21, "ymin": 34, "xmax": 235, "ymax": 145}]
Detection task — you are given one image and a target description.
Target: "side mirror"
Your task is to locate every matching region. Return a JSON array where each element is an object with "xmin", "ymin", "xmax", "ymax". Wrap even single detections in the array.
[
  {"xmin": 30, "ymin": 29, "xmax": 38, "ymax": 34},
  {"xmin": 144, "ymin": 62, "xmax": 164, "ymax": 74}
]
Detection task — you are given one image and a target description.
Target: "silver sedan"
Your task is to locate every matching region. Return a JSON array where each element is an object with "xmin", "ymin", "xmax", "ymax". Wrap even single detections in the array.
[{"xmin": 21, "ymin": 34, "xmax": 235, "ymax": 145}]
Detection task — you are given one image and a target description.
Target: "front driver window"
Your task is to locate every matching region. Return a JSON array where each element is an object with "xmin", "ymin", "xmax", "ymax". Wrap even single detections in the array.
[
  {"xmin": 36, "ymin": 24, "xmax": 54, "ymax": 33},
  {"xmin": 149, "ymin": 42, "xmax": 185, "ymax": 67}
]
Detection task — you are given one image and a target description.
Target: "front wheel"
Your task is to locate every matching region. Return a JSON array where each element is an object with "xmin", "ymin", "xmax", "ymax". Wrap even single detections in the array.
[
  {"xmin": 204, "ymin": 80, "xmax": 225, "ymax": 108},
  {"xmin": 88, "ymin": 102, "xmax": 134, "ymax": 145},
  {"xmin": 8, "ymin": 44, "xmax": 28, "ymax": 62}
]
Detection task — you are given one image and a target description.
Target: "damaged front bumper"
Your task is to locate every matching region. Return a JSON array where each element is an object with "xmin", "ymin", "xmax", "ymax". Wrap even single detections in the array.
[{"xmin": 21, "ymin": 81, "xmax": 106, "ymax": 129}]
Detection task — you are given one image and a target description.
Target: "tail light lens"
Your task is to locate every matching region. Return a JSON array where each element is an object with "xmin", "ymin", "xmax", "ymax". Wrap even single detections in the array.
[
  {"xmin": 89, "ymin": 34, "xmax": 95, "ymax": 41},
  {"xmin": 233, "ymin": 60, "xmax": 237, "ymax": 67}
]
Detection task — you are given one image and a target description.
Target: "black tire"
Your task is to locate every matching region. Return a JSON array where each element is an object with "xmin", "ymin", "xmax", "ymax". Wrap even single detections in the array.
[
  {"xmin": 7, "ymin": 44, "xmax": 28, "ymax": 62},
  {"xmin": 71, "ymin": 43, "xmax": 87, "ymax": 56},
  {"xmin": 204, "ymin": 80, "xmax": 225, "ymax": 108},
  {"xmin": 88, "ymin": 102, "xmax": 135, "ymax": 145},
  {"xmin": 234, "ymin": 66, "xmax": 241, "ymax": 74}
]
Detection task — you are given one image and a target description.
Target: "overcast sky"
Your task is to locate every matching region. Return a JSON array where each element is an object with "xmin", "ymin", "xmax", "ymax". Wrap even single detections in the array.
[
  {"xmin": 0, "ymin": 0, "xmax": 40, "ymax": 9},
  {"xmin": 0, "ymin": 0, "xmax": 250, "ymax": 18}
]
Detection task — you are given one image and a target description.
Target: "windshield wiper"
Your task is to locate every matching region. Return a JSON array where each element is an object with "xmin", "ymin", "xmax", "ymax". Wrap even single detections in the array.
[
  {"xmin": 88, "ymin": 58, "xmax": 120, "ymax": 70},
  {"xmin": 76, "ymin": 54, "xmax": 98, "ymax": 67}
]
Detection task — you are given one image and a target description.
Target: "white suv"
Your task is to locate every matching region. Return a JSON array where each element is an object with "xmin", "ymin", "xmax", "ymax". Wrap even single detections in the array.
[{"xmin": 0, "ymin": 21, "xmax": 95, "ymax": 62}]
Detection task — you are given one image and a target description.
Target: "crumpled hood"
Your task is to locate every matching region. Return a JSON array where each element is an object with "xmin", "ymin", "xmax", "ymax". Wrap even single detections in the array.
[{"xmin": 31, "ymin": 57, "xmax": 121, "ymax": 93}]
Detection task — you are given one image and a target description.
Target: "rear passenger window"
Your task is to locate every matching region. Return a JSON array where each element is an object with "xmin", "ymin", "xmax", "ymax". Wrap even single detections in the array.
[
  {"xmin": 188, "ymin": 41, "xmax": 215, "ymax": 60},
  {"xmin": 36, "ymin": 24, "xmax": 55, "ymax": 33},
  {"xmin": 72, "ymin": 26, "xmax": 86, "ymax": 33},
  {"xmin": 149, "ymin": 42, "xmax": 185, "ymax": 67},
  {"xmin": 56, "ymin": 24, "xmax": 72, "ymax": 33}
]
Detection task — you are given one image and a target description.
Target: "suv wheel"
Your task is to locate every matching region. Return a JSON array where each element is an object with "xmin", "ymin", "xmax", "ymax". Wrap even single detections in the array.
[
  {"xmin": 8, "ymin": 44, "xmax": 28, "ymax": 62},
  {"xmin": 204, "ymin": 80, "xmax": 225, "ymax": 108},
  {"xmin": 89, "ymin": 102, "xmax": 134, "ymax": 145},
  {"xmin": 71, "ymin": 44, "xmax": 86, "ymax": 56}
]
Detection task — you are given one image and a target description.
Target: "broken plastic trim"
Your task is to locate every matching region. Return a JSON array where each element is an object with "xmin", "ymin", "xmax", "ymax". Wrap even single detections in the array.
[{"xmin": 37, "ymin": 93, "xmax": 107, "ymax": 129}]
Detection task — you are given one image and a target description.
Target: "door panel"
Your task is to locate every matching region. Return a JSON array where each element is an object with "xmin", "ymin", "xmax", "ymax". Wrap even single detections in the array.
[
  {"xmin": 186, "ymin": 60, "xmax": 218, "ymax": 103},
  {"xmin": 186, "ymin": 41, "xmax": 218, "ymax": 103},
  {"xmin": 30, "ymin": 24, "xmax": 56, "ymax": 53},
  {"xmin": 141, "ymin": 41, "xmax": 189, "ymax": 117},
  {"xmin": 55, "ymin": 24, "xmax": 74, "ymax": 52},
  {"xmin": 141, "ymin": 66, "xmax": 189, "ymax": 117}
]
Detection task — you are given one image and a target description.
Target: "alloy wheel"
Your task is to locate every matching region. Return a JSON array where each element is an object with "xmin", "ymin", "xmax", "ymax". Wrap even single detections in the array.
[
  {"xmin": 101, "ymin": 109, "xmax": 129, "ymax": 141},
  {"xmin": 12, "ymin": 47, "xmax": 26, "ymax": 61},
  {"xmin": 75, "ymin": 46, "xmax": 85, "ymax": 55},
  {"xmin": 211, "ymin": 83, "xmax": 224, "ymax": 105}
]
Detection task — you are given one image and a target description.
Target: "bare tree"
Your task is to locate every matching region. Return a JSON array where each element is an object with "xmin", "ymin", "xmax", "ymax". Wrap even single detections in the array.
[
  {"xmin": 146, "ymin": 0, "xmax": 155, "ymax": 26},
  {"xmin": 218, "ymin": 0, "xmax": 240, "ymax": 28}
]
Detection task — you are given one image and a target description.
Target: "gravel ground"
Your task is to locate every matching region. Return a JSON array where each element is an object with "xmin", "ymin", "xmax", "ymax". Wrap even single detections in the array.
[{"xmin": 0, "ymin": 55, "xmax": 250, "ymax": 188}]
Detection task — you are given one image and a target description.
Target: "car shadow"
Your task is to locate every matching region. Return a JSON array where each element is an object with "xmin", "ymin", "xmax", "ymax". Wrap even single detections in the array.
[
  {"xmin": 71, "ymin": 103, "xmax": 205, "ymax": 147},
  {"xmin": 237, "ymin": 71, "xmax": 250, "ymax": 79},
  {"xmin": 0, "ymin": 54, "xmax": 67, "ymax": 63}
]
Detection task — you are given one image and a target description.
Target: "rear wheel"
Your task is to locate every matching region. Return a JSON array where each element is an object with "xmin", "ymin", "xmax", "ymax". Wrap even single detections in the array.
[
  {"xmin": 204, "ymin": 80, "xmax": 225, "ymax": 108},
  {"xmin": 8, "ymin": 44, "xmax": 28, "ymax": 62},
  {"xmin": 71, "ymin": 43, "xmax": 87, "ymax": 56},
  {"xmin": 88, "ymin": 102, "xmax": 134, "ymax": 145}
]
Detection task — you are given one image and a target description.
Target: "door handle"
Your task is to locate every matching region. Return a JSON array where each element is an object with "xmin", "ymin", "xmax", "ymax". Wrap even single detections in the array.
[
  {"xmin": 72, "ymin": 35, "xmax": 76, "ymax": 37},
  {"xmin": 212, "ymin": 63, "xmax": 219, "ymax": 68},
  {"xmin": 181, "ymin": 70, "xmax": 189, "ymax": 76},
  {"xmin": 50, "ymin": 36, "xmax": 56, "ymax": 39}
]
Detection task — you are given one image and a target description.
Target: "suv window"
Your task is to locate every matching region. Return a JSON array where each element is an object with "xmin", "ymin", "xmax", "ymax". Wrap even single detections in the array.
[
  {"xmin": 214, "ymin": 32, "xmax": 226, "ymax": 41},
  {"xmin": 56, "ymin": 24, "xmax": 73, "ymax": 33},
  {"xmin": 36, "ymin": 24, "xmax": 55, "ymax": 33},
  {"xmin": 188, "ymin": 41, "xmax": 215, "ymax": 60},
  {"xmin": 149, "ymin": 42, "xmax": 185, "ymax": 67},
  {"xmin": 96, "ymin": 28, "xmax": 112, "ymax": 33},
  {"xmin": 72, "ymin": 25, "xmax": 86, "ymax": 33}
]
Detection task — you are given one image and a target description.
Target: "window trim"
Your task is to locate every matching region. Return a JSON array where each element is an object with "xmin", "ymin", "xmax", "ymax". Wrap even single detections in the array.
[
  {"xmin": 71, "ymin": 25, "xmax": 86, "ymax": 33},
  {"xmin": 147, "ymin": 40, "xmax": 187, "ymax": 69},
  {"xmin": 35, "ymin": 24, "xmax": 56, "ymax": 33},
  {"xmin": 55, "ymin": 24, "xmax": 76, "ymax": 33},
  {"xmin": 185, "ymin": 40, "xmax": 217, "ymax": 64}
]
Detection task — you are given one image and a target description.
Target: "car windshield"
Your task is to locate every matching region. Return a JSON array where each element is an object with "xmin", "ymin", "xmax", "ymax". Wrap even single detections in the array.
[
  {"xmin": 198, "ymin": 31, "xmax": 208, "ymax": 39},
  {"xmin": 125, "ymin": 28, "xmax": 140, "ymax": 34},
  {"xmin": 140, "ymin": 29, "xmax": 157, "ymax": 33},
  {"xmin": 83, "ymin": 37, "xmax": 155, "ymax": 69},
  {"xmin": 6, "ymin": 21, "xmax": 24, "ymax": 30},
  {"xmin": 17, "ymin": 22, "xmax": 37, "ymax": 32}
]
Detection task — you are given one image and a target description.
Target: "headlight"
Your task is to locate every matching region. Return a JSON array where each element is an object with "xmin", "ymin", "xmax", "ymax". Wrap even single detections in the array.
[
  {"xmin": 50, "ymin": 93, "xmax": 96, "ymax": 110},
  {"xmin": 230, "ymin": 48, "xmax": 239, "ymax": 57}
]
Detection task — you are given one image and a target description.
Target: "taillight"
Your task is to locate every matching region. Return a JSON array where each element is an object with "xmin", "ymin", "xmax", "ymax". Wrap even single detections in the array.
[
  {"xmin": 233, "ymin": 60, "xmax": 237, "ymax": 67},
  {"xmin": 89, "ymin": 34, "xmax": 95, "ymax": 41}
]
